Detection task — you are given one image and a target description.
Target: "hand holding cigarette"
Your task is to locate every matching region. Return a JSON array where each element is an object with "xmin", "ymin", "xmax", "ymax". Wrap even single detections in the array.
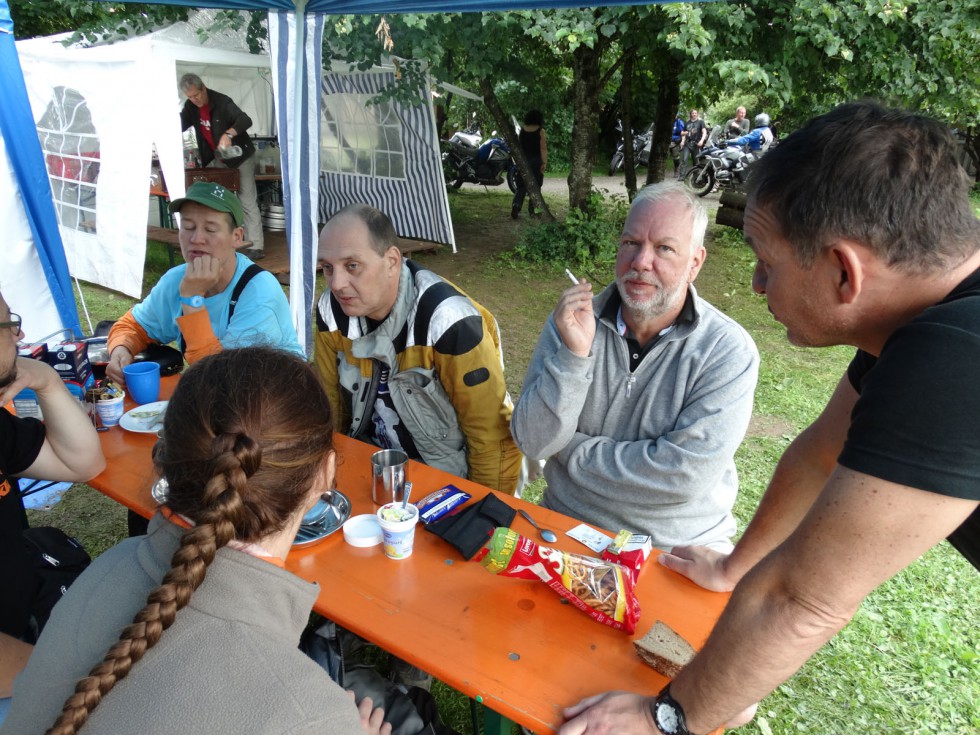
[{"xmin": 556, "ymin": 267, "xmax": 595, "ymax": 357}]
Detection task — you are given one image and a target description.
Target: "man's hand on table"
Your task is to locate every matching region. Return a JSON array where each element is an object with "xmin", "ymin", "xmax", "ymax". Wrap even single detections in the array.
[
  {"xmin": 559, "ymin": 691, "xmax": 661, "ymax": 735},
  {"xmin": 559, "ymin": 691, "xmax": 759, "ymax": 734},
  {"xmin": 350, "ymin": 692, "xmax": 392, "ymax": 735},
  {"xmin": 658, "ymin": 545, "xmax": 739, "ymax": 593},
  {"xmin": 107, "ymin": 346, "xmax": 134, "ymax": 386}
]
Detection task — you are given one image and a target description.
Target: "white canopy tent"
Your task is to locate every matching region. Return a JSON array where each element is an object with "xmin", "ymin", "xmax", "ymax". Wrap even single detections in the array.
[{"xmin": 15, "ymin": 15, "xmax": 277, "ymax": 300}]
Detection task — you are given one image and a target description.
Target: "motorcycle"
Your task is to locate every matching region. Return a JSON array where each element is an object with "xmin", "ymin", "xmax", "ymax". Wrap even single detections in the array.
[
  {"xmin": 609, "ymin": 120, "xmax": 653, "ymax": 176},
  {"xmin": 442, "ymin": 121, "xmax": 518, "ymax": 193},
  {"xmin": 684, "ymin": 143, "xmax": 758, "ymax": 197}
]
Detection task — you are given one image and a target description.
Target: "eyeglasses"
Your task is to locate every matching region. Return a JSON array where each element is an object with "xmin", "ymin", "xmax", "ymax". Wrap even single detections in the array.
[{"xmin": 0, "ymin": 313, "xmax": 22, "ymax": 335}]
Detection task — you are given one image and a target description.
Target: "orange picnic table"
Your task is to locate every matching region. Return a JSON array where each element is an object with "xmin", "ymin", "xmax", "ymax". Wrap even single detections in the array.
[{"xmin": 89, "ymin": 376, "xmax": 730, "ymax": 735}]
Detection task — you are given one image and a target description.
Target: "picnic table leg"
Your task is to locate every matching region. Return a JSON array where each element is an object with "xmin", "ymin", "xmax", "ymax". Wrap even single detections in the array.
[{"xmin": 482, "ymin": 706, "xmax": 514, "ymax": 735}]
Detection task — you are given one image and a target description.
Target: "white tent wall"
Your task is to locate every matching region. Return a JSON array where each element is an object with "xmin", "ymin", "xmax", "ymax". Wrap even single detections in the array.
[
  {"xmin": 15, "ymin": 16, "xmax": 275, "ymax": 299},
  {"xmin": 0, "ymin": 133, "xmax": 66, "ymax": 343},
  {"xmin": 16, "ymin": 50, "xmax": 155, "ymax": 299}
]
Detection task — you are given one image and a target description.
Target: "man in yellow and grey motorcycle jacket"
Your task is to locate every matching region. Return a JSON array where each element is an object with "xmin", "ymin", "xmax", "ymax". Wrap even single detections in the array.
[{"xmin": 314, "ymin": 204, "xmax": 521, "ymax": 494}]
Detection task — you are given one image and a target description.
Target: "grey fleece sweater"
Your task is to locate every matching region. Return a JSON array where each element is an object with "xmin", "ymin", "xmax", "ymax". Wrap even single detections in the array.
[
  {"xmin": 512, "ymin": 284, "xmax": 759, "ymax": 550},
  {"xmin": 4, "ymin": 515, "xmax": 364, "ymax": 735}
]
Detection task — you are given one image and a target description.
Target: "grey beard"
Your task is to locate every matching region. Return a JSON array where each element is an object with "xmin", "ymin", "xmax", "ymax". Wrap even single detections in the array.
[{"xmin": 616, "ymin": 276, "xmax": 686, "ymax": 321}]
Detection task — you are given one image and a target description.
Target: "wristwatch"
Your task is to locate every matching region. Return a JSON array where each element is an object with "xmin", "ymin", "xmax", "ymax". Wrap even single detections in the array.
[
  {"xmin": 179, "ymin": 294, "xmax": 205, "ymax": 308},
  {"xmin": 651, "ymin": 685, "xmax": 694, "ymax": 735}
]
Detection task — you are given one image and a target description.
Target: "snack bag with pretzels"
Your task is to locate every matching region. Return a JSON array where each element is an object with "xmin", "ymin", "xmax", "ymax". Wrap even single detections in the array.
[{"xmin": 474, "ymin": 527, "xmax": 641, "ymax": 633}]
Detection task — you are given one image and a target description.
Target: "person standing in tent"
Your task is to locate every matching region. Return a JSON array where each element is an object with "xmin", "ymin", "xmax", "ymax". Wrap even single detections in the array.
[
  {"xmin": 179, "ymin": 73, "xmax": 265, "ymax": 261},
  {"xmin": 511, "ymin": 109, "xmax": 548, "ymax": 219}
]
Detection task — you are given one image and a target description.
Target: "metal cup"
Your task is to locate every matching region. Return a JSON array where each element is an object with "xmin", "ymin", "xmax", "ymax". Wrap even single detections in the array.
[{"xmin": 371, "ymin": 449, "xmax": 409, "ymax": 506}]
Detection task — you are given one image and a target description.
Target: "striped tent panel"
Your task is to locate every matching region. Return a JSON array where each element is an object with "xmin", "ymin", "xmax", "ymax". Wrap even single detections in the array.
[
  {"xmin": 318, "ymin": 69, "xmax": 455, "ymax": 250},
  {"xmin": 270, "ymin": 10, "xmax": 324, "ymax": 355}
]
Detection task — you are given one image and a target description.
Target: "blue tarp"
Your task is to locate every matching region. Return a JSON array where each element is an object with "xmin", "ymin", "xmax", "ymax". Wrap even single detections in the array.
[{"xmin": 0, "ymin": 0, "xmax": 81, "ymax": 337}]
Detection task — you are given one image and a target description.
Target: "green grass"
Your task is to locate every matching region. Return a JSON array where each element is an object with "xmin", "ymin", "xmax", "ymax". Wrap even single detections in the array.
[{"xmin": 28, "ymin": 194, "xmax": 980, "ymax": 735}]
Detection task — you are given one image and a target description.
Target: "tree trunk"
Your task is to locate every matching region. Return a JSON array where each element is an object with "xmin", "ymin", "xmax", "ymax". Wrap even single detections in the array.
[
  {"xmin": 479, "ymin": 78, "xmax": 553, "ymax": 222},
  {"xmin": 715, "ymin": 206, "xmax": 745, "ymax": 230},
  {"xmin": 621, "ymin": 50, "xmax": 638, "ymax": 201},
  {"xmin": 719, "ymin": 190, "xmax": 748, "ymax": 209},
  {"xmin": 568, "ymin": 42, "xmax": 602, "ymax": 213},
  {"xmin": 646, "ymin": 55, "xmax": 681, "ymax": 187}
]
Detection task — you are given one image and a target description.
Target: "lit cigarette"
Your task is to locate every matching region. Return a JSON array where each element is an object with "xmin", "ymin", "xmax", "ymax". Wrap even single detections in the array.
[{"xmin": 565, "ymin": 268, "xmax": 580, "ymax": 286}]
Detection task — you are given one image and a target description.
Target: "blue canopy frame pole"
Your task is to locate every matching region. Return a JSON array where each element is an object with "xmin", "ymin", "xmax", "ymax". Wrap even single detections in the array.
[{"xmin": 0, "ymin": 0, "xmax": 82, "ymax": 337}]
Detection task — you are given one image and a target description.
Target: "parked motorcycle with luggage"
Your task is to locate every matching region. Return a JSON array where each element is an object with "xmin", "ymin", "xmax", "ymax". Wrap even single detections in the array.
[
  {"xmin": 685, "ymin": 113, "xmax": 775, "ymax": 197},
  {"xmin": 683, "ymin": 144, "xmax": 754, "ymax": 196},
  {"xmin": 609, "ymin": 120, "xmax": 654, "ymax": 176},
  {"xmin": 442, "ymin": 120, "xmax": 517, "ymax": 193}
]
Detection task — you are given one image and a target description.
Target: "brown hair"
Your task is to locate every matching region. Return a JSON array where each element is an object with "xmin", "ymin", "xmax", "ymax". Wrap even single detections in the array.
[
  {"xmin": 47, "ymin": 347, "xmax": 334, "ymax": 734},
  {"xmin": 748, "ymin": 99, "xmax": 980, "ymax": 273}
]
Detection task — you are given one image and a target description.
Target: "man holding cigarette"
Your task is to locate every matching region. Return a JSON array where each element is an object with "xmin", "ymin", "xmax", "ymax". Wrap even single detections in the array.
[
  {"xmin": 315, "ymin": 204, "xmax": 522, "ymax": 496},
  {"xmin": 512, "ymin": 181, "xmax": 759, "ymax": 551}
]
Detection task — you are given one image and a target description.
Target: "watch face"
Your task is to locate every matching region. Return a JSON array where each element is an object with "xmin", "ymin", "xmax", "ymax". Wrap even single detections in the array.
[{"xmin": 655, "ymin": 701, "xmax": 681, "ymax": 734}]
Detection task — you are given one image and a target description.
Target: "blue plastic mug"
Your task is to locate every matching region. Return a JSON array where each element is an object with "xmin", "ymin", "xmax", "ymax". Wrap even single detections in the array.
[{"xmin": 123, "ymin": 362, "xmax": 160, "ymax": 404}]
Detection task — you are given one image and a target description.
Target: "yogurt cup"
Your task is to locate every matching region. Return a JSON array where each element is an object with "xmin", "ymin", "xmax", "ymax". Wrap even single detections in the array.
[{"xmin": 376, "ymin": 503, "xmax": 419, "ymax": 560}]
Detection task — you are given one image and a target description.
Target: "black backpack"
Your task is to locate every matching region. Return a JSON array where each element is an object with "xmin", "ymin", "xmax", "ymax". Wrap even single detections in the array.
[{"xmin": 22, "ymin": 526, "xmax": 91, "ymax": 639}]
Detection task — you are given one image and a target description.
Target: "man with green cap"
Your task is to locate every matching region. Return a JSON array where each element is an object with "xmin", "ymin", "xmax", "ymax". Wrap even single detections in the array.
[{"xmin": 106, "ymin": 182, "xmax": 302, "ymax": 385}]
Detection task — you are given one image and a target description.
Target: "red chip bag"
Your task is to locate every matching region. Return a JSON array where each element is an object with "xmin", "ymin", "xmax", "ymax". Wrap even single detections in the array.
[{"xmin": 474, "ymin": 527, "xmax": 641, "ymax": 633}]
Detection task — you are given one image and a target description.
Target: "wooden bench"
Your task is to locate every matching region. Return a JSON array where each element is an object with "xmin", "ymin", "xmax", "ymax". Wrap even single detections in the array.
[{"xmin": 146, "ymin": 226, "xmax": 180, "ymax": 267}]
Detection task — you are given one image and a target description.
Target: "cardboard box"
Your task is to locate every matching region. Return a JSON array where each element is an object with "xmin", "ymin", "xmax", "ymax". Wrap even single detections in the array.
[{"xmin": 44, "ymin": 341, "xmax": 92, "ymax": 385}]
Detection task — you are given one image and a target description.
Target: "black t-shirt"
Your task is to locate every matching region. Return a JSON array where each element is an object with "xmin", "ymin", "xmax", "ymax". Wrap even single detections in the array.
[
  {"xmin": 1, "ymin": 407, "xmax": 46, "ymax": 636},
  {"xmin": 841, "ymin": 267, "xmax": 980, "ymax": 570},
  {"xmin": 519, "ymin": 127, "xmax": 543, "ymax": 165},
  {"xmin": 686, "ymin": 119, "xmax": 706, "ymax": 149}
]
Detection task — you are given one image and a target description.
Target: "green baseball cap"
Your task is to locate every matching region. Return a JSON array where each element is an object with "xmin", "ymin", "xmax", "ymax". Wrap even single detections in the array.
[{"xmin": 168, "ymin": 181, "xmax": 244, "ymax": 227}]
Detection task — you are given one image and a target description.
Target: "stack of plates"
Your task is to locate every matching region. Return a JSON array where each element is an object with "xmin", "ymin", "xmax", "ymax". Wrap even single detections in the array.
[{"xmin": 261, "ymin": 204, "xmax": 286, "ymax": 231}]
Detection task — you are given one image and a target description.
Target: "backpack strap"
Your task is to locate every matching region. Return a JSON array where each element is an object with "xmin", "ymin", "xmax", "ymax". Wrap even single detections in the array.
[{"xmin": 228, "ymin": 263, "xmax": 264, "ymax": 324}]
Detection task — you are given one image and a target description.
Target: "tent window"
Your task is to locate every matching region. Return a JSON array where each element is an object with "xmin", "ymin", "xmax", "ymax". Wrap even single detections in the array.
[
  {"xmin": 321, "ymin": 94, "xmax": 405, "ymax": 180},
  {"xmin": 37, "ymin": 87, "xmax": 100, "ymax": 235}
]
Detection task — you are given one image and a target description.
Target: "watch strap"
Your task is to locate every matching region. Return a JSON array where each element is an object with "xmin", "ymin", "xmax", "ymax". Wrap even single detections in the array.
[{"xmin": 179, "ymin": 294, "xmax": 205, "ymax": 308}]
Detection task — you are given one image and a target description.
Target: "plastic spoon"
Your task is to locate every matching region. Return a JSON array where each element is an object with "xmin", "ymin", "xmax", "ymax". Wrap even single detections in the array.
[{"xmin": 518, "ymin": 509, "xmax": 558, "ymax": 543}]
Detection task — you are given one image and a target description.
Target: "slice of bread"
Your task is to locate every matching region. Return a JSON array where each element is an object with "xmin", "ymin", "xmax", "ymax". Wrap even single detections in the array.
[{"xmin": 633, "ymin": 620, "xmax": 696, "ymax": 678}]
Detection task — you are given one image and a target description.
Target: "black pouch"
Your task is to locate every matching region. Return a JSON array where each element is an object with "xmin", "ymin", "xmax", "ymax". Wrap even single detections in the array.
[
  {"xmin": 22, "ymin": 526, "xmax": 91, "ymax": 636},
  {"xmin": 425, "ymin": 494, "xmax": 516, "ymax": 560},
  {"xmin": 135, "ymin": 344, "xmax": 184, "ymax": 376}
]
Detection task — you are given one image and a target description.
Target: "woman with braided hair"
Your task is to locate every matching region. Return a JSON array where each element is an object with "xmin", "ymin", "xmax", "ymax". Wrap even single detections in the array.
[{"xmin": 3, "ymin": 348, "xmax": 388, "ymax": 735}]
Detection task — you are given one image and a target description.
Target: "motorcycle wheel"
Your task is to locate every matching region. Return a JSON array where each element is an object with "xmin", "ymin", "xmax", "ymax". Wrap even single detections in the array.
[
  {"xmin": 507, "ymin": 165, "xmax": 518, "ymax": 194},
  {"xmin": 608, "ymin": 152, "xmax": 624, "ymax": 176},
  {"xmin": 443, "ymin": 160, "xmax": 464, "ymax": 190},
  {"xmin": 685, "ymin": 165, "xmax": 714, "ymax": 197}
]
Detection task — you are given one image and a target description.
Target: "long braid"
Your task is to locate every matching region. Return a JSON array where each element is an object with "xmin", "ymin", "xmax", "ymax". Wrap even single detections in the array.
[
  {"xmin": 43, "ymin": 347, "xmax": 334, "ymax": 734},
  {"xmin": 46, "ymin": 436, "xmax": 255, "ymax": 735}
]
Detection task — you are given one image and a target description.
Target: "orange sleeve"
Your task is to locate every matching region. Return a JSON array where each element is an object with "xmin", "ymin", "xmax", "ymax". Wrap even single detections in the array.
[
  {"xmin": 176, "ymin": 309, "xmax": 222, "ymax": 364},
  {"xmin": 107, "ymin": 310, "xmax": 152, "ymax": 356}
]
